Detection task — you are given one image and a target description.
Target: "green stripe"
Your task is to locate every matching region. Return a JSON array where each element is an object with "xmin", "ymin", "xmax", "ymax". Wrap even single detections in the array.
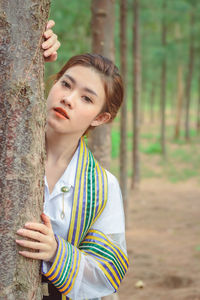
[
  {"xmin": 79, "ymin": 243, "xmax": 125, "ymax": 277},
  {"xmin": 54, "ymin": 242, "xmax": 72, "ymax": 287},
  {"xmin": 80, "ymin": 246, "xmax": 124, "ymax": 282}
]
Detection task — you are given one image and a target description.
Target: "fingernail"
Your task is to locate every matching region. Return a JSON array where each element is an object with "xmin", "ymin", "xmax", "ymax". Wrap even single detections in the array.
[
  {"xmin": 25, "ymin": 223, "xmax": 30, "ymax": 227},
  {"xmin": 17, "ymin": 229, "xmax": 23, "ymax": 233}
]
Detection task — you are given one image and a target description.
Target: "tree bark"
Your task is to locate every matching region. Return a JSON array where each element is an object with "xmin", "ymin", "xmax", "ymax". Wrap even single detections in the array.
[
  {"xmin": 132, "ymin": 0, "xmax": 141, "ymax": 189},
  {"xmin": 160, "ymin": 0, "xmax": 167, "ymax": 157},
  {"xmin": 0, "ymin": 1, "xmax": 50, "ymax": 299},
  {"xmin": 90, "ymin": 4, "xmax": 118, "ymax": 300},
  {"xmin": 89, "ymin": 0, "xmax": 115, "ymax": 170},
  {"xmin": 185, "ymin": 10, "xmax": 195, "ymax": 141},
  {"xmin": 119, "ymin": 0, "xmax": 128, "ymax": 223}
]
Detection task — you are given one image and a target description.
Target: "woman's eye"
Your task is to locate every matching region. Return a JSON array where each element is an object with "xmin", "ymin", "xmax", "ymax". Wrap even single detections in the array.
[
  {"xmin": 61, "ymin": 81, "xmax": 71, "ymax": 89},
  {"xmin": 83, "ymin": 96, "xmax": 92, "ymax": 103}
]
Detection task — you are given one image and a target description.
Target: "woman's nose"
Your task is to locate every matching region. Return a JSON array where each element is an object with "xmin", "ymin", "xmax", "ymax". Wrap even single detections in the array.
[{"xmin": 60, "ymin": 93, "xmax": 75, "ymax": 108}]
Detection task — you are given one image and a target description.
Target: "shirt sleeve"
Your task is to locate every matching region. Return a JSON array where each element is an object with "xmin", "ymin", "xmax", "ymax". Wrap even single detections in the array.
[{"xmin": 42, "ymin": 172, "xmax": 128, "ymax": 299}]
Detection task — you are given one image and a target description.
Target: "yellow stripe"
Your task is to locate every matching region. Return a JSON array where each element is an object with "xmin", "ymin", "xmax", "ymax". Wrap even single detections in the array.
[
  {"xmin": 96, "ymin": 163, "xmax": 102, "ymax": 215},
  {"xmin": 97, "ymin": 260, "xmax": 119, "ymax": 290},
  {"xmin": 74, "ymin": 141, "xmax": 87, "ymax": 246},
  {"xmin": 68, "ymin": 140, "xmax": 84, "ymax": 243},
  {"xmin": 81, "ymin": 148, "xmax": 89, "ymax": 240},
  {"xmin": 44, "ymin": 236, "xmax": 62, "ymax": 277},
  {"xmin": 98, "ymin": 169, "xmax": 107, "ymax": 216},
  {"xmin": 81, "ymin": 234, "xmax": 128, "ymax": 271},
  {"xmin": 80, "ymin": 241, "xmax": 125, "ymax": 276},
  {"xmin": 81, "ymin": 249, "xmax": 122, "ymax": 284},
  {"xmin": 64, "ymin": 250, "xmax": 81, "ymax": 294},
  {"xmin": 60, "ymin": 249, "xmax": 78, "ymax": 293},
  {"xmin": 82, "ymin": 250, "xmax": 119, "ymax": 290},
  {"xmin": 81, "ymin": 245, "xmax": 122, "ymax": 281},
  {"xmin": 89, "ymin": 230, "xmax": 129, "ymax": 265},
  {"xmin": 48, "ymin": 238, "xmax": 66, "ymax": 282}
]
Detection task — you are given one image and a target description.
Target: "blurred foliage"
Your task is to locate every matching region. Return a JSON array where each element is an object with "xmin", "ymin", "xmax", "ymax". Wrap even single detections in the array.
[{"xmin": 45, "ymin": 0, "xmax": 200, "ymax": 182}]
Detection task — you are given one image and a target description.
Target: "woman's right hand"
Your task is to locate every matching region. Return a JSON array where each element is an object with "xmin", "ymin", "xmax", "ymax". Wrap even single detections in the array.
[{"xmin": 42, "ymin": 20, "xmax": 60, "ymax": 62}]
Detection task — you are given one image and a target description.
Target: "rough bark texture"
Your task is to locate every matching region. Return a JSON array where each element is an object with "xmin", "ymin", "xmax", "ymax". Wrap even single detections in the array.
[
  {"xmin": 185, "ymin": 11, "xmax": 195, "ymax": 140},
  {"xmin": 119, "ymin": 0, "xmax": 128, "ymax": 223},
  {"xmin": 160, "ymin": 0, "xmax": 167, "ymax": 157},
  {"xmin": 0, "ymin": 1, "xmax": 50, "ymax": 299},
  {"xmin": 89, "ymin": 0, "xmax": 115, "ymax": 170},
  {"xmin": 132, "ymin": 0, "xmax": 141, "ymax": 189}
]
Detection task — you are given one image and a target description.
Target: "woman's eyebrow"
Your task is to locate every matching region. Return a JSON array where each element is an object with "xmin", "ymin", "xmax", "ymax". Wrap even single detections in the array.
[
  {"xmin": 64, "ymin": 74, "xmax": 98, "ymax": 97},
  {"xmin": 64, "ymin": 74, "xmax": 76, "ymax": 84}
]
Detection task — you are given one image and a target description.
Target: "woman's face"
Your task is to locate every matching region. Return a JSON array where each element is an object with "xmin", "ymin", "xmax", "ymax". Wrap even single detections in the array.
[{"xmin": 46, "ymin": 65, "xmax": 110, "ymax": 136}]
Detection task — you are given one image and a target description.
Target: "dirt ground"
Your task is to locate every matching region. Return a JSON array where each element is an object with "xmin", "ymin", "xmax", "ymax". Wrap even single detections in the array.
[{"xmin": 118, "ymin": 178, "xmax": 200, "ymax": 300}]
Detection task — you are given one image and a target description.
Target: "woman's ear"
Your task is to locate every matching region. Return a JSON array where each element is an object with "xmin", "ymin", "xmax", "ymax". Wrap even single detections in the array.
[{"xmin": 90, "ymin": 112, "xmax": 111, "ymax": 127}]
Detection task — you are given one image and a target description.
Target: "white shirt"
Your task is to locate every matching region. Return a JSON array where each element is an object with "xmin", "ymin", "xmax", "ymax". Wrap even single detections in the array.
[{"xmin": 43, "ymin": 147, "xmax": 127, "ymax": 300}]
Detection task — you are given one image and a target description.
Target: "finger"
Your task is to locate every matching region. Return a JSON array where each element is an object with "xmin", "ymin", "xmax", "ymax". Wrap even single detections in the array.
[
  {"xmin": 24, "ymin": 222, "xmax": 49, "ymax": 235},
  {"xmin": 44, "ymin": 52, "xmax": 57, "ymax": 63},
  {"xmin": 42, "ymin": 33, "xmax": 57, "ymax": 49},
  {"xmin": 43, "ymin": 29, "xmax": 53, "ymax": 39},
  {"xmin": 18, "ymin": 250, "xmax": 46, "ymax": 261},
  {"xmin": 46, "ymin": 20, "xmax": 55, "ymax": 30},
  {"xmin": 44, "ymin": 41, "xmax": 60, "ymax": 58},
  {"xmin": 16, "ymin": 228, "xmax": 46, "ymax": 242},
  {"xmin": 16, "ymin": 239, "xmax": 47, "ymax": 251},
  {"xmin": 41, "ymin": 213, "xmax": 52, "ymax": 229}
]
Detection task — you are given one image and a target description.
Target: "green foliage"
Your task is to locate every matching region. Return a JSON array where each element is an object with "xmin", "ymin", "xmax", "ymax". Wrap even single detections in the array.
[
  {"xmin": 140, "ymin": 142, "xmax": 162, "ymax": 154},
  {"xmin": 111, "ymin": 130, "xmax": 120, "ymax": 159},
  {"xmin": 45, "ymin": 0, "xmax": 91, "ymax": 77},
  {"xmin": 45, "ymin": 1, "xmax": 200, "ymax": 184}
]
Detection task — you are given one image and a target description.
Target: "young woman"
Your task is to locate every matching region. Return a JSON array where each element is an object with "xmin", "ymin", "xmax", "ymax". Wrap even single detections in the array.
[{"xmin": 16, "ymin": 21, "xmax": 129, "ymax": 300}]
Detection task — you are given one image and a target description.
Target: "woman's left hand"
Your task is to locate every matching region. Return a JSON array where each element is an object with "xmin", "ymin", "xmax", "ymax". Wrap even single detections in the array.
[
  {"xmin": 42, "ymin": 20, "xmax": 60, "ymax": 62},
  {"xmin": 16, "ymin": 213, "xmax": 58, "ymax": 262}
]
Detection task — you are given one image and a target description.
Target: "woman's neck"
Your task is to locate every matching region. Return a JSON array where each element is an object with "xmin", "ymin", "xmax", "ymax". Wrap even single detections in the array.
[{"xmin": 45, "ymin": 128, "xmax": 80, "ymax": 166}]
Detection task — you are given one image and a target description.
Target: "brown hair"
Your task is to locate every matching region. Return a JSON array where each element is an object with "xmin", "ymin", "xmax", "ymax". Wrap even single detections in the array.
[{"xmin": 54, "ymin": 53, "xmax": 124, "ymax": 122}]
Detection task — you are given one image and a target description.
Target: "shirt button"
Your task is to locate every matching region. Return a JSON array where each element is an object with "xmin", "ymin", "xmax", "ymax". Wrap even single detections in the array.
[{"xmin": 61, "ymin": 186, "xmax": 69, "ymax": 193}]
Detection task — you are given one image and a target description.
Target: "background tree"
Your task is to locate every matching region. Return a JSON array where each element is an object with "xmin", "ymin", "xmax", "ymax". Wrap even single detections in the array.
[
  {"xmin": 160, "ymin": 0, "xmax": 167, "ymax": 156},
  {"xmin": 119, "ymin": 0, "xmax": 128, "ymax": 222},
  {"xmin": 185, "ymin": 8, "xmax": 195, "ymax": 140},
  {"xmin": 0, "ymin": 1, "xmax": 50, "ymax": 299},
  {"xmin": 132, "ymin": 0, "xmax": 141, "ymax": 188},
  {"xmin": 88, "ymin": 0, "xmax": 115, "ymax": 169}
]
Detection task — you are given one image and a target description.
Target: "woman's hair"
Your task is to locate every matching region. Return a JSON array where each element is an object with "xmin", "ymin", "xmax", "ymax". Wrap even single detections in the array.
[{"xmin": 54, "ymin": 53, "xmax": 124, "ymax": 122}]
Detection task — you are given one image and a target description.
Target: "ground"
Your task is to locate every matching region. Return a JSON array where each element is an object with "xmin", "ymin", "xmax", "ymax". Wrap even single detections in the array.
[{"xmin": 118, "ymin": 178, "xmax": 200, "ymax": 300}]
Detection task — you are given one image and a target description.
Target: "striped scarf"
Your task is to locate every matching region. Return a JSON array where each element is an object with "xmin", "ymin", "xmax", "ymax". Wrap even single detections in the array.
[{"xmin": 43, "ymin": 138, "xmax": 129, "ymax": 299}]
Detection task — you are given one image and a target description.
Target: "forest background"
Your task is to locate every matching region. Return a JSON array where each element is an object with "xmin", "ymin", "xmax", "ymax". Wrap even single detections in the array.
[
  {"xmin": 45, "ymin": 1, "xmax": 200, "ymax": 299},
  {"xmin": 46, "ymin": 0, "xmax": 199, "ymax": 186}
]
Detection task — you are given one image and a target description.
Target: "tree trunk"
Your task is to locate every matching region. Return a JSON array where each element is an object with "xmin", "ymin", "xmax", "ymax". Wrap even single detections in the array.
[
  {"xmin": 160, "ymin": 0, "xmax": 167, "ymax": 157},
  {"xmin": 150, "ymin": 81, "xmax": 156, "ymax": 123},
  {"xmin": 90, "ymin": 3, "xmax": 117, "ymax": 300},
  {"xmin": 197, "ymin": 75, "xmax": 200, "ymax": 133},
  {"xmin": 0, "ymin": 1, "xmax": 50, "ymax": 299},
  {"xmin": 185, "ymin": 11, "xmax": 195, "ymax": 141},
  {"xmin": 119, "ymin": 0, "xmax": 128, "ymax": 223},
  {"xmin": 132, "ymin": 0, "xmax": 141, "ymax": 189},
  {"xmin": 174, "ymin": 65, "xmax": 184, "ymax": 139},
  {"xmin": 89, "ymin": 0, "xmax": 115, "ymax": 170}
]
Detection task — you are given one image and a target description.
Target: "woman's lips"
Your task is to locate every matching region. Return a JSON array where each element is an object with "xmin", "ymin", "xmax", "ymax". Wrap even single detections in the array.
[{"xmin": 54, "ymin": 107, "xmax": 69, "ymax": 120}]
